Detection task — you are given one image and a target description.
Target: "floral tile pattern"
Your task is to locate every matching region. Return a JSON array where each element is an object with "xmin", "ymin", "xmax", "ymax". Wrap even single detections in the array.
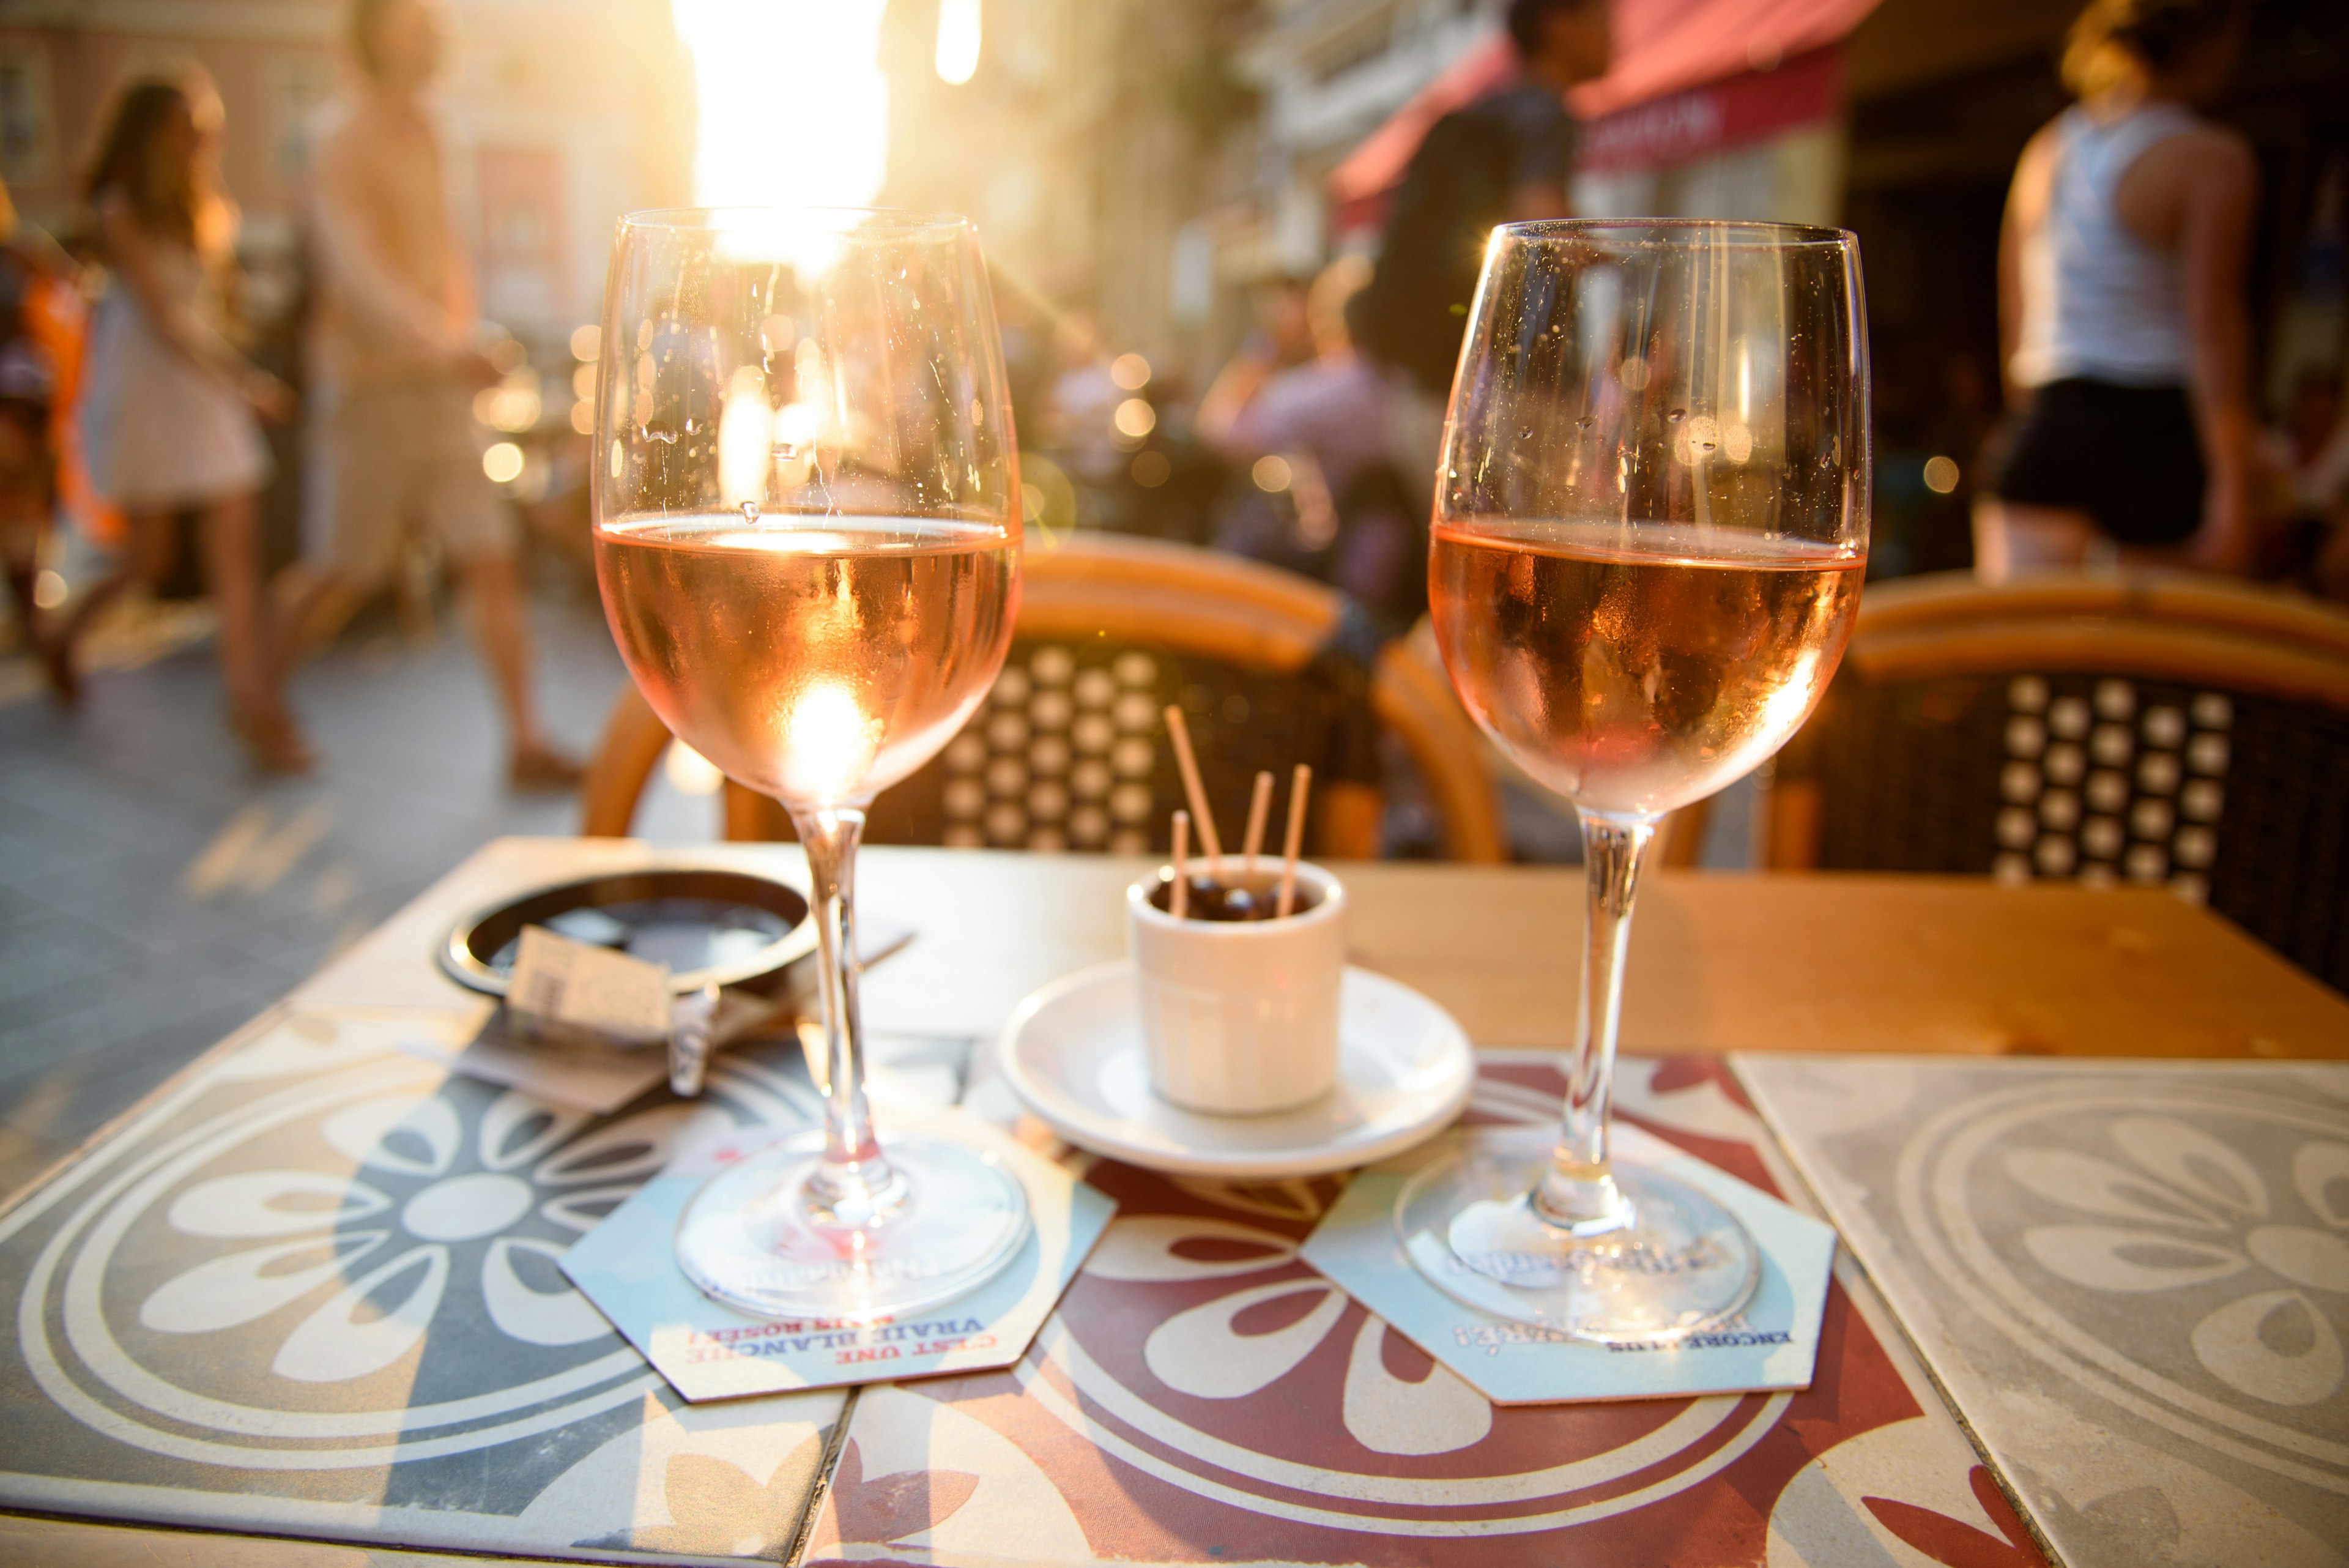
[
  {"xmin": 1739, "ymin": 1055, "xmax": 2349, "ymax": 1568},
  {"xmin": 801, "ymin": 1055, "xmax": 2046, "ymax": 1566},
  {"xmin": 0, "ymin": 1005, "xmax": 858, "ymax": 1564}
]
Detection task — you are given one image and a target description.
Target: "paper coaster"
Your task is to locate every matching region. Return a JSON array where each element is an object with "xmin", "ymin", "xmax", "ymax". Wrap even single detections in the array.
[
  {"xmin": 563, "ymin": 1102, "xmax": 1114, "ymax": 1401},
  {"xmin": 1301, "ymin": 1121, "xmax": 1836, "ymax": 1404}
]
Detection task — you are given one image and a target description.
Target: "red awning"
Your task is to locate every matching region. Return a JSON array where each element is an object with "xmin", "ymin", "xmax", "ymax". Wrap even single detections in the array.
[{"xmin": 1327, "ymin": 0, "xmax": 1881, "ymax": 206}]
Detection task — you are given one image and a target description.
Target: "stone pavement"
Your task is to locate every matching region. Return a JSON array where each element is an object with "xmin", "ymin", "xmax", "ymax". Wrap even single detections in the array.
[{"xmin": 0, "ymin": 578, "xmax": 714, "ymax": 1203}]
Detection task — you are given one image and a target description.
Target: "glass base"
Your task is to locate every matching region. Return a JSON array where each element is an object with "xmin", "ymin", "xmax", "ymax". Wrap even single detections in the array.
[
  {"xmin": 1395, "ymin": 1131, "xmax": 1759, "ymax": 1345},
  {"xmin": 676, "ymin": 1129, "xmax": 1030, "ymax": 1322}
]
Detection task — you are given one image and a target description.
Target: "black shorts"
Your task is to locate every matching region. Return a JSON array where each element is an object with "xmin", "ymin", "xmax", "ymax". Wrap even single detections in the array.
[{"xmin": 1986, "ymin": 378, "xmax": 2205, "ymax": 545}]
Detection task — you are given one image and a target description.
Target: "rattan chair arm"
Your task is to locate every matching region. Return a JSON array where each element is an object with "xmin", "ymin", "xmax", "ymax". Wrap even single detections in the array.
[
  {"xmin": 1852, "ymin": 620, "xmax": 2349, "ymax": 711},
  {"xmin": 1858, "ymin": 570, "xmax": 2349, "ymax": 661}
]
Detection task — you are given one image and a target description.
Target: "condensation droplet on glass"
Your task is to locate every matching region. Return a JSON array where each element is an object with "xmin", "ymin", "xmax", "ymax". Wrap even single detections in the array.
[
  {"xmin": 641, "ymin": 422, "xmax": 680, "ymax": 445},
  {"xmin": 1575, "ymin": 417, "xmax": 1594, "ymax": 429},
  {"xmin": 1668, "ymin": 408, "xmax": 1686, "ymax": 422},
  {"xmin": 740, "ymin": 500, "xmax": 760, "ymax": 524}
]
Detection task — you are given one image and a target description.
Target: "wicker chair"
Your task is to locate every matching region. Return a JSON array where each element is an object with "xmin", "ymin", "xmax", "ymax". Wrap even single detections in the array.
[
  {"xmin": 580, "ymin": 532, "xmax": 1505, "ymax": 862},
  {"xmin": 1768, "ymin": 570, "xmax": 2349, "ymax": 990}
]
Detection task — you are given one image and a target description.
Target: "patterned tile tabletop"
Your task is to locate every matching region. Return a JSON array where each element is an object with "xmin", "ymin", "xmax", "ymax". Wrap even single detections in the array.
[{"xmin": 1739, "ymin": 1054, "xmax": 2349, "ymax": 1568}]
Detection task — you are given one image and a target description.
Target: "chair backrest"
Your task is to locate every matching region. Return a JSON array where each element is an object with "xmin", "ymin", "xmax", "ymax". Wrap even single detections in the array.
[
  {"xmin": 581, "ymin": 533, "xmax": 1505, "ymax": 861},
  {"xmin": 1771, "ymin": 569, "xmax": 2349, "ymax": 989}
]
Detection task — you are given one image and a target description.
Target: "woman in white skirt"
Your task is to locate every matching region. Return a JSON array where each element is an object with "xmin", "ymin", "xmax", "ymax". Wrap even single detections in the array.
[{"xmin": 56, "ymin": 73, "xmax": 308, "ymax": 770}]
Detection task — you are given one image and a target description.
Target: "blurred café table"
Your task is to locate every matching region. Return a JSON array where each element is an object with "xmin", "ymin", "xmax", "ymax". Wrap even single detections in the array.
[{"xmin": 0, "ymin": 838, "xmax": 2342, "ymax": 1568}]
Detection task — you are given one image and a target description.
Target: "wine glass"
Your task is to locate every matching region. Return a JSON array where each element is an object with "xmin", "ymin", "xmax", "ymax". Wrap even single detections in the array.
[
  {"xmin": 1400, "ymin": 220, "xmax": 1869, "ymax": 1343},
  {"xmin": 593, "ymin": 209, "xmax": 1026, "ymax": 1321}
]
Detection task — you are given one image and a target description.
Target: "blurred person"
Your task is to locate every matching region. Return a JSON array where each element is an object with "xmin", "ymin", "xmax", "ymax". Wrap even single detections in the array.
[
  {"xmin": 1352, "ymin": 0, "xmax": 1610, "ymax": 477},
  {"xmin": 1200, "ymin": 261, "xmax": 1380, "ymax": 485},
  {"xmin": 0, "ymin": 179, "xmax": 78, "ymax": 659},
  {"xmin": 1977, "ymin": 0, "xmax": 2258, "ymax": 579},
  {"xmin": 278, "ymin": 0, "xmax": 577, "ymax": 787},
  {"xmin": 53, "ymin": 74, "xmax": 310, "ymax": 771},
  {"xmin": 2263, "ymin": 368, "xmax": 2347, "ymax": 513},
  {"xmin": 1194, "ymin": 276, "xmax": 1315, "ymax": 443},
  {"xmin": 1201, "ymin": 258, "xmax": 1422, "ymax": 623},
  {"xmin": 1040, "ymin": 310, "xmax": 1121, "ymax": 472},
  {"xmin": 2257, "ymin": 369, "xmax": 2349, "ymax": 595}
]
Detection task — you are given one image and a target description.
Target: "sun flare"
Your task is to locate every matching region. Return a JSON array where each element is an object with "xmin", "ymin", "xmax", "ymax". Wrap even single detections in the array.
[{"xmin": 672, "ymin": 0, "xmax": 889, "ymax": 210}]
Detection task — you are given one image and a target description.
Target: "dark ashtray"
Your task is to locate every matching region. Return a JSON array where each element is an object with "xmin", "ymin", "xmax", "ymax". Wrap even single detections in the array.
[
  {"xmin": 1147, "ymin": 870, "xmax": 1324, "ymax": 922},
  {"xmin": 439, "ymin": 867, "xmax": 817, "ymax": 998}
]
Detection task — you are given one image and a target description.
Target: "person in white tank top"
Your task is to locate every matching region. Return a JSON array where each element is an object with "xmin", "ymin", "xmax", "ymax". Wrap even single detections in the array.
[{"xmin": 1977, "ymin": 0, "xmax": 2256, "ymax": 579}]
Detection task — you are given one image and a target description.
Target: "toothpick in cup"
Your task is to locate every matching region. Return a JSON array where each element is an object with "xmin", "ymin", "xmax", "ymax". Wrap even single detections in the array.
[
  {"xmin": 1162, "ymin": 705, "xmax": 1223, "ymax": 877},
  {"xmin": 1241, "ymin": 769, "xmax": 1273, "ymax": 877},
  {"xmin": 1277, "ymin": 764, "xmax": 1312, "ymax": 918},
  {"xmin": 1170, "ymin": 809, "xmax": 1191, "ymax": 920}
]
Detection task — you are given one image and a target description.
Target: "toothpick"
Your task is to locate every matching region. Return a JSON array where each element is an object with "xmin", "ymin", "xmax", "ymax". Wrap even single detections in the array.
[
  {"xmin": 1161, "ymin": 704, "xmax": 1223, "ymax": 876},
  {"xmin": 1276, "ymin": 764, "xmax": 1311, "ymax": 918},
  {"xmin": 1169, "ymin": 809, "xmax": 1190, "ymax": 920},
  {"xmin": 1241, "ymin": 769, "xmax": 1274, "ymax": 877}
]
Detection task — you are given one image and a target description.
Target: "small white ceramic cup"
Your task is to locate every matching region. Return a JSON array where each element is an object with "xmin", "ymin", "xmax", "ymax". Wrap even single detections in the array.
[{"xmin": 1125, "ymin": 862, "xmax": 1345, "ymax": 1115}]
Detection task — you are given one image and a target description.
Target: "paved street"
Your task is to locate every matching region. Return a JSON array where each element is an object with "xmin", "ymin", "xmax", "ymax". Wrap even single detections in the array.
[{"xmin": 0, "ymin": 567, "xmax": 713, "ymax": 1201}]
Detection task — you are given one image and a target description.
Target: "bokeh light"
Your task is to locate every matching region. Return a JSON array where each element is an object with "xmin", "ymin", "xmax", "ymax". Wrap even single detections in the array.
[
  {"xmin": 665, "ymin": 740, "xmax": 725, "ymax": 796},
  {"xmin": 570, "ymin": 324, "xmax": 601, "ymax": 362},
  {"xmin": 472, "ymin": 377, "xmax": 542, "ymax": 433},
  {"xmin": 1110, "ymin": 352, "xmax": 1151, "ymax": 390},
  {"xmin": 674, "ymin": 0, "xmax": 889, "ymax": 209},
  {"xmin": 1113, "ymin": 398, "xmax": 1156, "ymax": 438},
  {"xmin": 483, "ymin": 442, "xmax": 526, "ymax": 484},
  {"xmin": 1251, "ymin": 454, "xmax": 1292, "ymax": 492},
  {"xmin": 1923, "ymin": 455, "xmax": 1961, "ymax": 494}
]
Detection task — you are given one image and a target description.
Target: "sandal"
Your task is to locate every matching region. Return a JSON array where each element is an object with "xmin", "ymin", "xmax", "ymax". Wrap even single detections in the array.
[
  {"xmin": 229, "ymin": 705, "xmax": 316, "ymax": 776},
  {"xmin": 510, "ymin": 741, "xmax": 584, "ymax": 790},
  {"xmin": 37, "ymin": 633, "xmax": 78, "ymax": 708}
]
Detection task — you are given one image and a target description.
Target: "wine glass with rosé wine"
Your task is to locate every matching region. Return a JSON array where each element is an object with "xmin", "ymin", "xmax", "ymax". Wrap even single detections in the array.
[
  {"xmin": 593, "ymin": 209, "xmax": 1025, "ymax": 1321},
  {"xmin": 1401, "ymin": 220, "xmax": 1870, "ymax": 1344}
]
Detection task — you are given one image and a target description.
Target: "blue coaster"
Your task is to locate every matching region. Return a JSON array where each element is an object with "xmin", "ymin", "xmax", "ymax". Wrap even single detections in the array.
[
  {"xmin": 1301, "ymin": 1123, "xmax": 1835, "ymax": 1403},
  {"xmin": 564, "ymin": 1102, "xmax": 1114, "ymax": 1400}
]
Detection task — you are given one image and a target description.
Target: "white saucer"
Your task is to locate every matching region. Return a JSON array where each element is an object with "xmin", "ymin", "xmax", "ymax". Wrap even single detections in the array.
[{"xmin": 997, "ymin": 960, "xmax": 1475, "ymax": 1179}]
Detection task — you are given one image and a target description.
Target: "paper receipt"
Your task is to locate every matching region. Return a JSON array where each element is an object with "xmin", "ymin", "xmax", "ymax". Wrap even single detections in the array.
[{"xmin": 508, "ymin": 924, "xmax": 673, "ymax": 1044}]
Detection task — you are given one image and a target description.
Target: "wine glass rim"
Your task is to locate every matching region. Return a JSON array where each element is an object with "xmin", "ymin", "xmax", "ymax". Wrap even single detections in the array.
[
  {"xmin": 618, "ymin": 205, "xmax": 974, "ymax": 235},
  {"xmin": 1498, "ymin": 217, "xmax": 1855, "ymax": 250}
]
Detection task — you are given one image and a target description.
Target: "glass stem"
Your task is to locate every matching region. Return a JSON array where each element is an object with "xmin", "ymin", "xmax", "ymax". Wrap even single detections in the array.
[
  {"xmin": 1532, "ymin": 809, "xmax": 1656, "ymax": 1233},
  {"xmin": 787, "ymin": 802, "xmax": 905, "ymax": 1232}
]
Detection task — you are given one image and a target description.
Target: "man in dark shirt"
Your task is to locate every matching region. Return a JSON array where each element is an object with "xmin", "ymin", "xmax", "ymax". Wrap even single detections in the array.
[{"xmin": 1355, "ymin": 0, "xmax": 1611, "ymax": 399}]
